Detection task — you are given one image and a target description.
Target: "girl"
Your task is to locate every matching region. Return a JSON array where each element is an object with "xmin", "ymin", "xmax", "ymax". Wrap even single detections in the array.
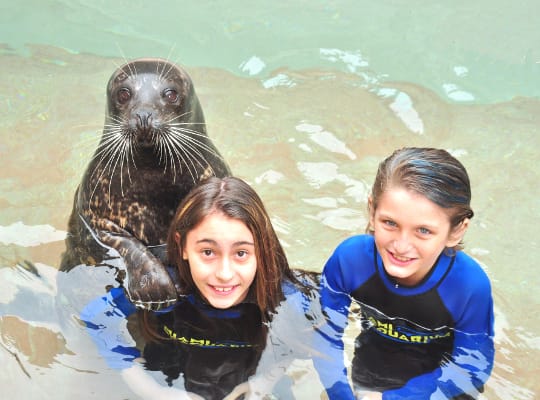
[
  {"xmin": 82, "ymin": 176, "xmax": 314, "ymax": 400},
  {"xmin": 315, "ymin": 147, "xmax": 494, "ymax": 400}
]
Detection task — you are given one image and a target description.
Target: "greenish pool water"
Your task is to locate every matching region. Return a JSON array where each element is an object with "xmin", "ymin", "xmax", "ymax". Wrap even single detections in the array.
[{"xmin": 0, "ymin": 1, "xmax": 538, "ymax": 399}]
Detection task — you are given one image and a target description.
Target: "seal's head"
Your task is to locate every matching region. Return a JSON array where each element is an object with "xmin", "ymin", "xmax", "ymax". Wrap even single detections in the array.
[{"xmin": 99, "ymin": 58, "xmax": 211, "ymax": 178}]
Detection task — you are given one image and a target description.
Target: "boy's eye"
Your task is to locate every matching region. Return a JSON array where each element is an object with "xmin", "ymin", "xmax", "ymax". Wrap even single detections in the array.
[
  {"xmin": 383, "ymin": 220, "xmax": 397, "ymax": 227},
  {"xmin": 418, "ymin": 227, "xmax": 431, "ymax": 235}
]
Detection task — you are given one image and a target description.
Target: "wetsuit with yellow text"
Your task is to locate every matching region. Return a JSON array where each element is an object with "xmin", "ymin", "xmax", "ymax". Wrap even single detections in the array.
[{"xmin": 315, "ymin": 234, "xmax": 494, "ymax": 400}]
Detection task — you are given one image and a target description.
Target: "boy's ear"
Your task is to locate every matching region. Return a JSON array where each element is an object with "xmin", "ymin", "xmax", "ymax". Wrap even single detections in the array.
[
  {"xmin": 368, "ymin": 196, "xmax": 375, "ymax": 229},
  {"xmin": 447, "ymin": 218, "xmax": 470, "ymax": 247}
]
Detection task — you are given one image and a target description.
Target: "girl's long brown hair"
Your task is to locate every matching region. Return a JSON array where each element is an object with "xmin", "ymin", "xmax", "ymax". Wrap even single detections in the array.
[
  {"xmin": 139, "ymin": 176, "xmax": 301, "ymax": 342},
  {"xmin": 168, "ymin": 176, "xmax": 298, "ymax": 321}
]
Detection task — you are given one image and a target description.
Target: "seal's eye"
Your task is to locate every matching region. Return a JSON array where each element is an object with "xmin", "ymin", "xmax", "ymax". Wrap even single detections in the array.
[
  {"xmin": 117, "ymin": 88, "xmax": 131, "ymax": 104},
  {"xmin": 163, "ymin": 89, "xmax": 179, "ymax": 103}
]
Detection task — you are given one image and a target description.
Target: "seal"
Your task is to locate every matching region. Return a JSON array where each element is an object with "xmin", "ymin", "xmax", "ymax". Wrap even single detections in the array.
[{"xmin": 60, "ymin": 58, "xmax": 231, "ymax": 310}]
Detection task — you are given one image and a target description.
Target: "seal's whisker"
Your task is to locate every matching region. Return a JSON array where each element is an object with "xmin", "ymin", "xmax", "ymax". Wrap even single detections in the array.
[
  {"xmin": 158, "ymin": 60, "xmax": 169, "ymax": 82},
  {"xmin": 108, "ymin": 138, "xmax": 134, "ymax": 201},
  {"xmin": 118, "ymin": 140, "xmax": 136, "ymax": 197},
  {"xmin": 159, "ymin": 60, "xmax": 177, "ymax": 83},
  {"xmin": 158, "ymin": 137, "xmax": 186, "ymax": 183},
  {"xmin": 166, "ymin": 131, "xmax": 217, "ymax": 160},
  {"xmin": 130, "ymin": 59, "xmax": 138, "ymax": 80},
  {"xmin": 154, "ymin": 136, "xmax": 171, "ymax": 175},
  {"xmin": 164, "ymin": 111, "xmax": 194, "ymax": 124},
  {"xmin": 106, "ymin": 114, "xmax": 129, "ymax": 125},
  {"xmin": 115, "ymin": 43, "xmax": 130, "ymax": 67},
  {"xmin": 166, "ymin": 139, "xmax": 200, "ymax": 183},
  {"xmin": 101, "ymin": 127, "xmax": 126, "ymax": 137},
  {"xmin": 167, "ymin": 125, "xmax": 203, "ymax": 136},
  {"xmin": 164, "ymin": 44, "xmax": 177, "ymax": 68},
  {"xmin": 90, "ymin": 132, "xmax": 131, "ymax": 187},
  {"xmin": 160, "ymin": 134, "xmax": 197, "ymax": 178},
  {"xmin": 168, "ymin": 127, "xmax": 224, "ymax": 159},
  {"xmin": 116, "ymin": 140, "xmax": 131, "ymax": 196},
  {"xmin": 93, "ymin": 136, "xmax": 122, "ymax": 177},
  {"xmin": 165, "ymin": 134, "xmax": 216, "ymax": 175},
  {"xmin": 168, "ymin": 126, "xmax": 212, "ymax": 139},
  {"xmin": 167, "ymin": 121, "xmax": 206, "ymax": 127},
  {"xmin": 73, "ymin": 133, "xmax": 103, "ymax": 151},
  {"xmin": 92, "ymin": 132, "xmax": 128, "ymax": 159},
  {"xmin": 112, "ymin": 44, "xmax": 132, "ymax": 77},
  {"xmin": 91, "ymin": 139, "xmax": 121, "ymax": 173}
]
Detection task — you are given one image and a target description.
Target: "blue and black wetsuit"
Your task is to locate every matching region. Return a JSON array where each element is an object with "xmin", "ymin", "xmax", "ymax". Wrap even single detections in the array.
[
  {"xmin": 81, "ymin": 271, "xmax": 318, "ymax": 399},
  {"xmin": 144, "ymin": 295, "xmax": 266, "ymax": 399},
  {"xmin": 81, "ymin": 287, "xmax": 264, "ymax": 399},
  {"xmin": 315, "ymin": 234, "xmax": 494, "ymax": 400}
]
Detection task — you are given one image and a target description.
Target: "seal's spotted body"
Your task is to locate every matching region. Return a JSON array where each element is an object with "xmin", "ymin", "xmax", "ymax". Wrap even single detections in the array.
[{"xmin": 61, "ymin": 58, "xmax": 231, "ymax": 309}]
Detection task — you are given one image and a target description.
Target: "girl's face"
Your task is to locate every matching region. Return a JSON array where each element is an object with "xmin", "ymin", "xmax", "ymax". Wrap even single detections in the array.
[
  {"xmin": 179, "ymin": 212, "xmax": 257, "ymax": 309},
  {"xmin": 369, "ymin": 186, "xmax": 467, "ymax": 286}
]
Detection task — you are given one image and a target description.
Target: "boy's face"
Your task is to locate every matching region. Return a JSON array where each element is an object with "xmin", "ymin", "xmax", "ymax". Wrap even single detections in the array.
[{"xmin": 369, "ymin": 187, "xmax": 467, "ymax": 286}]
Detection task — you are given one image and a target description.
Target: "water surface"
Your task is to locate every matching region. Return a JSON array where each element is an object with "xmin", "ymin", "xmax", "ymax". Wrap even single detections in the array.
[{"xmin": 0, "ymin": 1, "xmax": 538, "ymax": 399}]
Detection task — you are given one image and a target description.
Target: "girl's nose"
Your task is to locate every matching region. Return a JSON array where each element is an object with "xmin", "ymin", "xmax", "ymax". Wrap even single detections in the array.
[{"xmin": 215, "ymin": 258, "xmax": 234, "ymax": 281}]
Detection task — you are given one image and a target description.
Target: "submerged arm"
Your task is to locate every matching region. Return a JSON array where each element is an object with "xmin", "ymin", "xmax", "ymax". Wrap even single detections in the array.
[{"xmin": 314, "ymin": 268, "xmax": 356, "ymax": 399}]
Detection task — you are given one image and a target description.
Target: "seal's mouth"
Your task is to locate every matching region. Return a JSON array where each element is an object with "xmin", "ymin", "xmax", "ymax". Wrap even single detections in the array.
[{"xmin": 136, "ymin": 133, "xmax": 155, "ymax": 146}]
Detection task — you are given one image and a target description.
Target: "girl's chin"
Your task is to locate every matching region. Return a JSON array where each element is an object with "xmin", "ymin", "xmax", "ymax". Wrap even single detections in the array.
[{"xmin": 204, "ymin": 291, "xmax": 247, "ymax": 309}]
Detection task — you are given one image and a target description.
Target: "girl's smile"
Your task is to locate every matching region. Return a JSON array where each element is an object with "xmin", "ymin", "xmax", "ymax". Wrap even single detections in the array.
[{"xmin": 179, "ymin": 212, "xmax": 257, "ymax": 309}]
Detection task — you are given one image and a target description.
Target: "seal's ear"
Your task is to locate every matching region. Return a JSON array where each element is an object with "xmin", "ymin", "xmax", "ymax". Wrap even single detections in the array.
[
  {"xmin": 174, "ymin": 232, "xmax": 187, "ymax": 260},
  {"xmin": 446, "ymin": 218, "xmax": 470, "ymax": 248}
]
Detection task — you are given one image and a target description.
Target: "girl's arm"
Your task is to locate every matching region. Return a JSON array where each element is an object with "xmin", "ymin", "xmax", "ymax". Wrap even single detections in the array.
[{"xmin": 80, "ymin": 287, "xmax": 141, "ymax": 369}]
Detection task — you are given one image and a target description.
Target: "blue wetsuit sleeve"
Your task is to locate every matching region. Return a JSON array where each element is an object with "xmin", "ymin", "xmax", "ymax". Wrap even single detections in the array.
[
  {"xmin": 313, "ymin": 242, "xmax": 357, "ymax": 400},
  {"xmin": 80, "ymin": 287, "xmax": 141, "ymax": 370},
  {"xmin": 382, "ymin": 258, "xmax": 495, "ymax": 399}
]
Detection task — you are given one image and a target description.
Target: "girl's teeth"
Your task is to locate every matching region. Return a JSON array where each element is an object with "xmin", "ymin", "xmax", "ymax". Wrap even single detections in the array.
[{"xmin": 214, "ymin": 286, "xmax": 233, "ymax": 292}]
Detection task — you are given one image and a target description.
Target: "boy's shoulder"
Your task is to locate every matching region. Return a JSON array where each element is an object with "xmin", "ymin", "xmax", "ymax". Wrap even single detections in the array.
[
  {"xmin": 445, "ymin": 251, "xmax": 492, "ymax": 292},
  {"xmin": 337, "ymin": 234, "xmax": 374, "ymax": 252}
]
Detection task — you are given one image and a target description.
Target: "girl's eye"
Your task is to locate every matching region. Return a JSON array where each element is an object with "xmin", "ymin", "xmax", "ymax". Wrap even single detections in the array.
[
  {"xmin": 202, "ymin": 249, "xmax": 214, "ymax": 257},
  {"xmin": 236, "ymin": 250, "xmax": 248, "ymax": 258}
]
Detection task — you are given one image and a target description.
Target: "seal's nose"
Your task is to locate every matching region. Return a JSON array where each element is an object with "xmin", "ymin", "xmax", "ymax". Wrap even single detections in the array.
[
  {"xmin": 137, "ymin": 111, "xmax": 152, "ymax": 131},
  {"xmin": 136, "ymin": 111, "xmax": 153, "ymax": 143}
]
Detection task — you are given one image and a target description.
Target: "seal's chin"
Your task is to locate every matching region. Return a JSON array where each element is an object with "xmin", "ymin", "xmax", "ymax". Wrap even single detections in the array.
[
  {"xmin": 136, "ymin": 134, "xmax": 156, "ymax": 150},
  {"xmin": 136, "ymin": 137, "xmax": 156, "ymax": 149}
]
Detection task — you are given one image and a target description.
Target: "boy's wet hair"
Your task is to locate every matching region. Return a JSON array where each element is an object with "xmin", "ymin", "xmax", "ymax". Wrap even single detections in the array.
[{"xmin": 369, "ymin": 147, "xmax": 474, "ymax": 249}]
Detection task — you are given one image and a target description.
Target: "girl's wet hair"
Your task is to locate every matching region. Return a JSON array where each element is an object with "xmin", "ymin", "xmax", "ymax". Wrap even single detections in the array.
[
  {"xmin": 167, "ymin": 176, "xmax": 298, "ymax": 322},
  {"xmin": 369, "ymin": 147, "xmax": 474, "ymax": 248}
]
